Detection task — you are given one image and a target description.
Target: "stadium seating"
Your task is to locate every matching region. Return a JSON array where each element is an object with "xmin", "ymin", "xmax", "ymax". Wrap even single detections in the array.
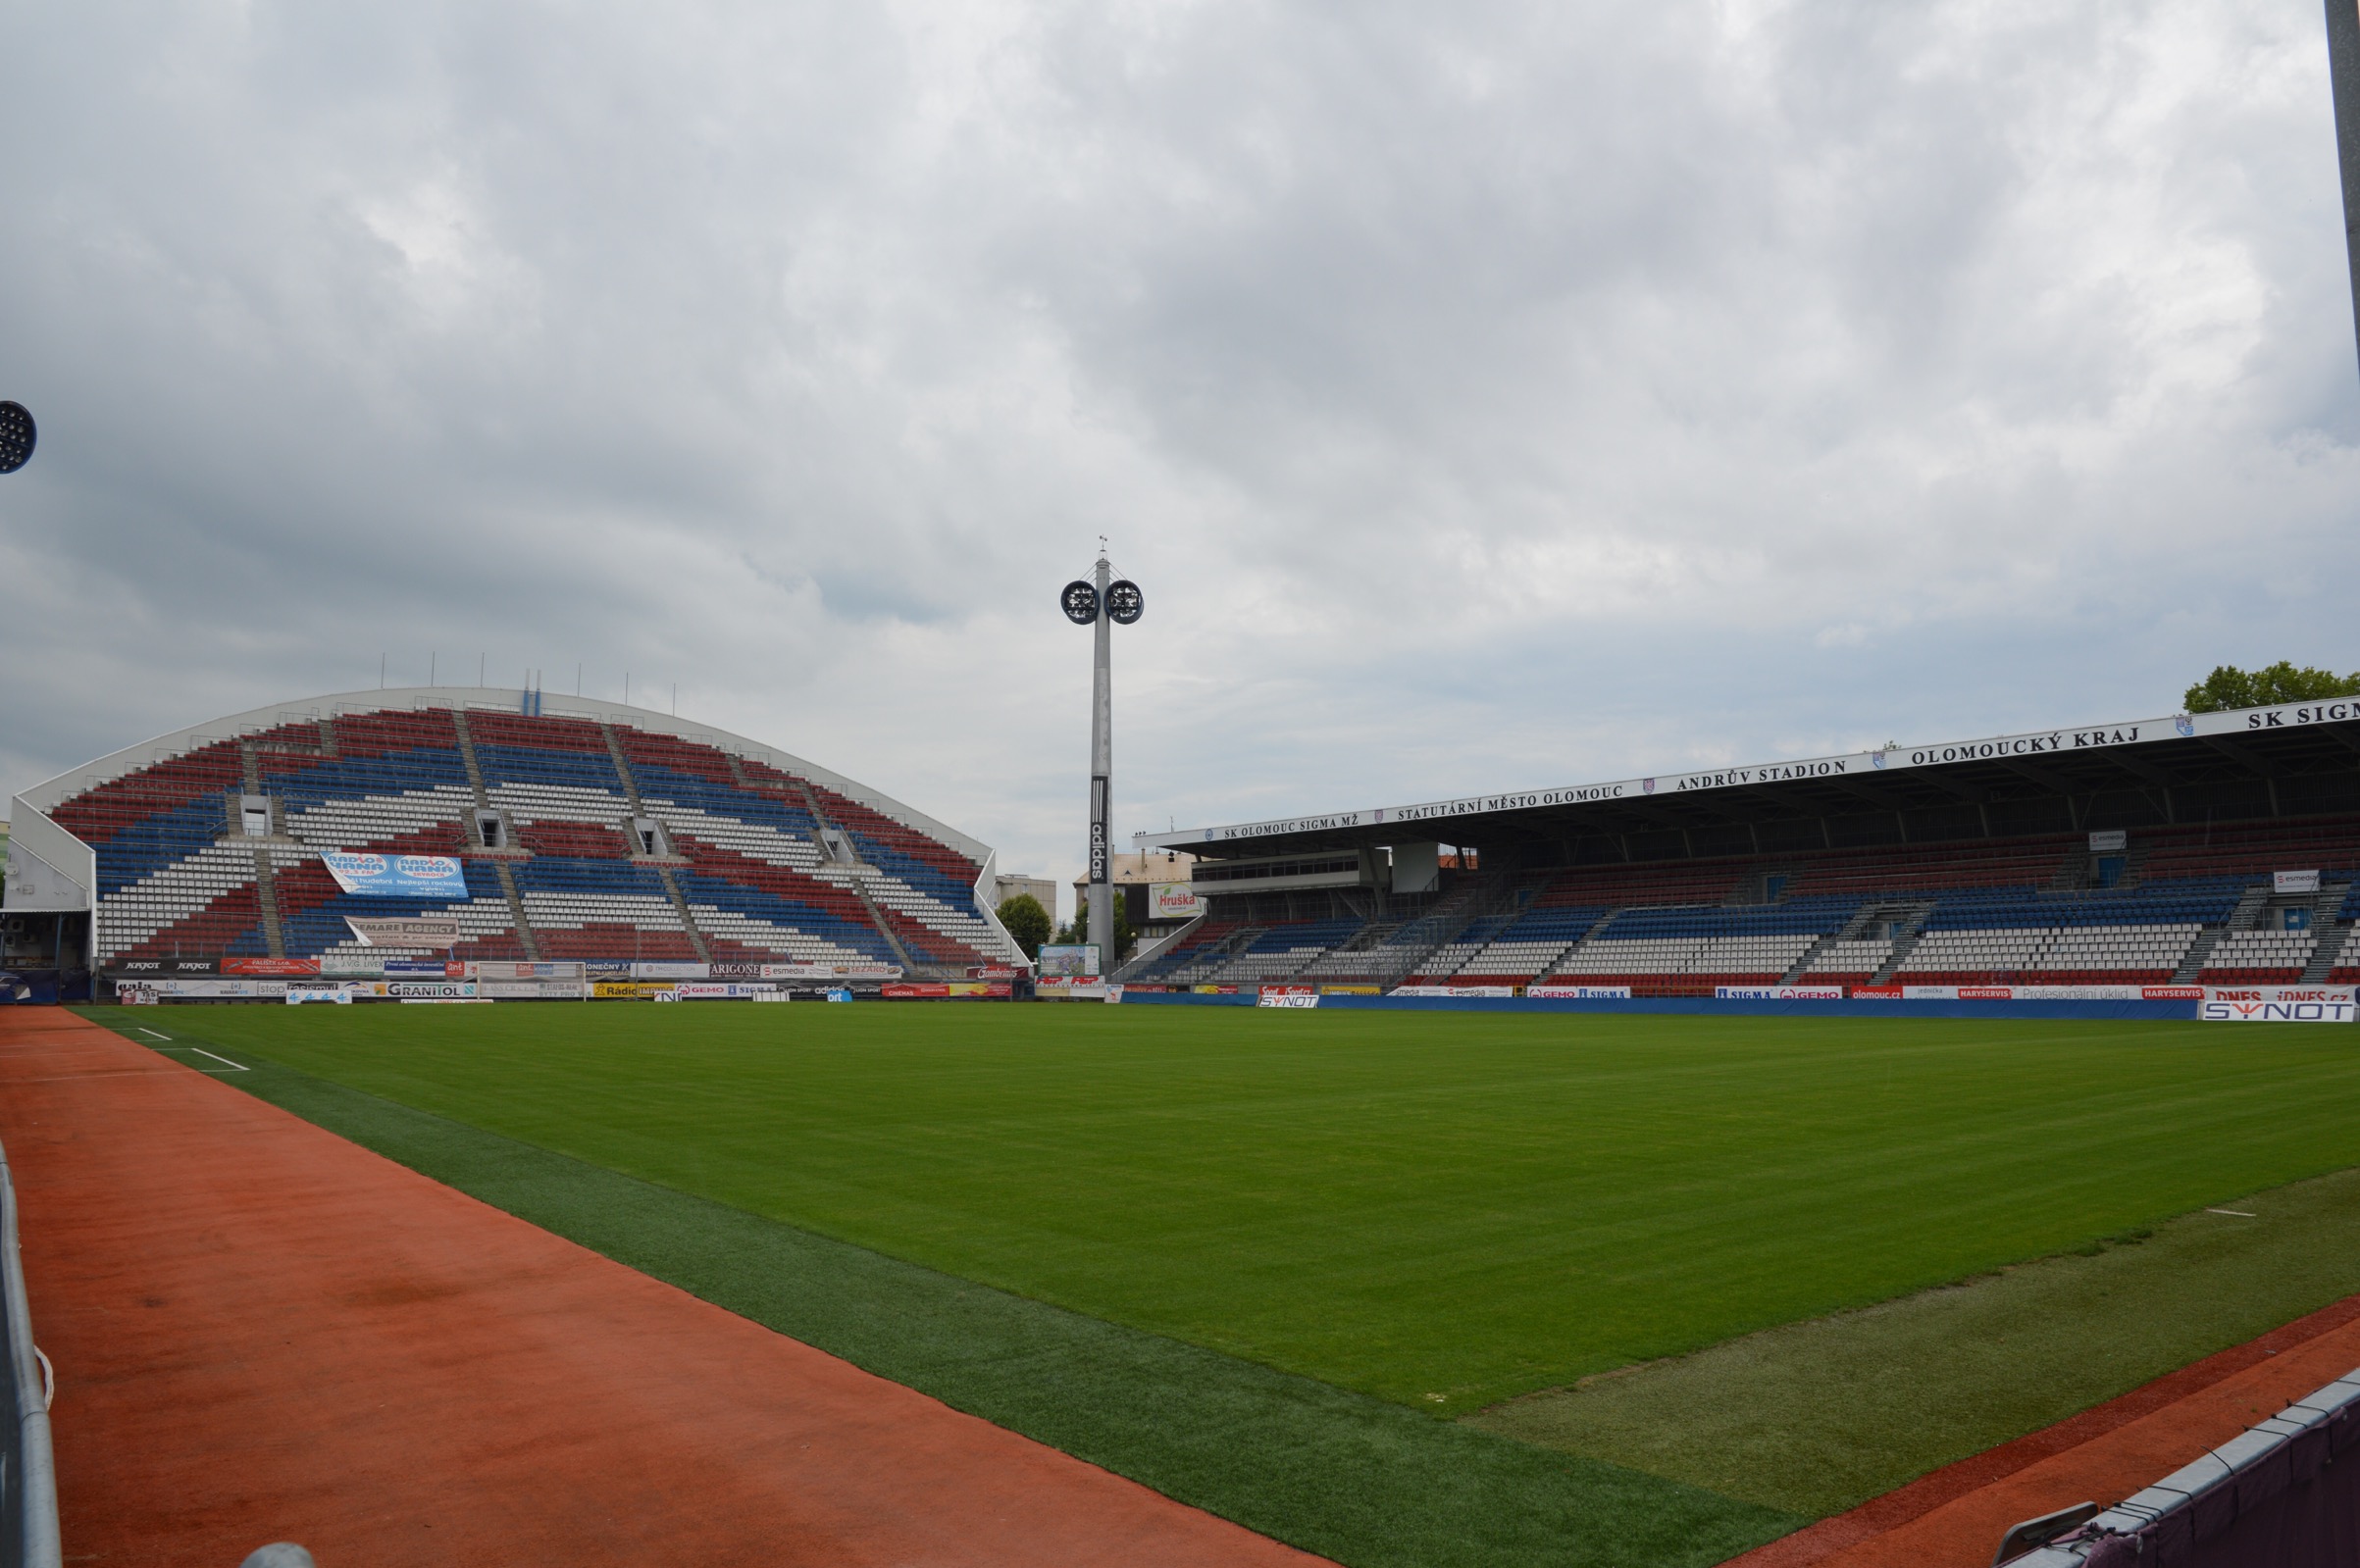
[
  {"xmin": 59, "ymin": 701, "xmax": 1014, "ymax": 974},
  {"xmin": 1204, "ymin": 919, "xmax": 1365, "ymax": 986},
  {"xmin": 2197, "ymin": 929, "xmax": 2316, "ymax": 984},
  {"xmin": 2330, "ymin": 927, "xmax": 2360, "ymax": 984}
]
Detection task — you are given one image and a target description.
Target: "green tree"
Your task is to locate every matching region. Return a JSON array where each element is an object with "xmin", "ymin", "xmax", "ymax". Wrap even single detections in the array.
[
  {"xmin": 2184, "ymin": 662, "xmax": 2360, "ymax": 714},
  {"xmin": 994, "ymin": 893, "xmax": 1051, "ymax": 960}
]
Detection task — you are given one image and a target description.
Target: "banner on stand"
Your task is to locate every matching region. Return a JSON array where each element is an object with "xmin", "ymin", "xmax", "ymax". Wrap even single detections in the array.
[{"xmin": 321, "ymin": 851, "xmax": 468, "ymax": 899}]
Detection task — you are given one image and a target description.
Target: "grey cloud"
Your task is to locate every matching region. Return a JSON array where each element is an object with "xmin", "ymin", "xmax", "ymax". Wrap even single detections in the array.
[{"xmin": 1, "ymin": 0, "xmax": 2354, "ymax": 894}]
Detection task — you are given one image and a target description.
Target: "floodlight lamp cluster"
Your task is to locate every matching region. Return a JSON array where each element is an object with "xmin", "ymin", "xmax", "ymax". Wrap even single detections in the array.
[{"xmin": 1059, "ymin": 577, "xmax": 1144, "ymax": 626}]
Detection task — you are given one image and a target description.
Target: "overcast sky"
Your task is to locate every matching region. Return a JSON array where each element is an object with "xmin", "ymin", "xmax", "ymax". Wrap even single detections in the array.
[{"xmin": 3, "ymin": 0, "xmax": 2356, "ymax": 908}]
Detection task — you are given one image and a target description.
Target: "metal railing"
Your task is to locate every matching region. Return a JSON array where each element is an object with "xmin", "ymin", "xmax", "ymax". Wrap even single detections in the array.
[{"xmin": 0, "ymin": 1137, "xmax": 60, "ymax": 1568}]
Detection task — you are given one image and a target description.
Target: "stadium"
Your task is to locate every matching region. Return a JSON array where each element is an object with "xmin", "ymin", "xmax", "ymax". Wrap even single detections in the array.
[
  {"xmin": 4, "ymin": 680, "xmax": 2360, "ymax": 1568},
  {"xmin": 7, "ymin": 2, "xmax": 2360, "ymax": 1564}
]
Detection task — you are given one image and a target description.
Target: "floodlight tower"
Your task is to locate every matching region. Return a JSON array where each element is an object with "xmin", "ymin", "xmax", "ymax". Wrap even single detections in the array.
[
  {"xmin": 2333, "ymin": 0, "xmax": 2360, "ymax": 375},
  {"xmin": 1060, "ymin": 546, "xmax": 1144, "ymax": 964}
]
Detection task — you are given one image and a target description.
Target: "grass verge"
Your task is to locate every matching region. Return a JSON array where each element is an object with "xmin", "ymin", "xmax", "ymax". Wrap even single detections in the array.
[
  {"xmin": 77, "ymin": 1010, "xmax": 1799, "ymax": 1568},
  {"xmin": 1471, "ymin": 1164, "xmax": 2360, "ymax": 1515}
]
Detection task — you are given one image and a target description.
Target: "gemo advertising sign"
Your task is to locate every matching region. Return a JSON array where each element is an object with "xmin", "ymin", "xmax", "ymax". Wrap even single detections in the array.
[{"xmin": 2200, "ymin": 986, "xmax": 2356, "ymax": 1024}]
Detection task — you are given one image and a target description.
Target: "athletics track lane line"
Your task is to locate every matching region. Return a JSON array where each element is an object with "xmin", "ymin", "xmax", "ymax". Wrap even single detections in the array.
[{"xmin": 0, "ymin": 1009, "xmax": 1335, "ymax": 1568}]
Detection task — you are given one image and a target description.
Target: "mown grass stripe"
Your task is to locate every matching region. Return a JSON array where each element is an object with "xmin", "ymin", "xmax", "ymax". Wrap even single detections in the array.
[{"xmin": 92, "ymin": 1017, "xmax": 1797, "ymax": 1568}]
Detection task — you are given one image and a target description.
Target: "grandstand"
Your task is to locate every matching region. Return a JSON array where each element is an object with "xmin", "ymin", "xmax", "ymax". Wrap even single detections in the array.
[
  {"xmin": 4, "ymin": 688, "xmax": 1023, "ymax": 986},
  {"xmin": 1122, "ymin": 698, "xmax": 2360, "ymax": 997}
]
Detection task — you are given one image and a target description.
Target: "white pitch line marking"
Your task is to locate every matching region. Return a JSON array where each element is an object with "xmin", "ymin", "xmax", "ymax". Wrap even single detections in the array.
[
  {"xmin": 138, "ymin": 1028, "xmax": 172, "ymax": 1040},
  {"xmin": 154, "ymin": 1045, "xmax": 248, "ymax": 1073},
  {"xmin": 2206, "ymin": 1208, "xmax": 2256, "ymax": 1218}
]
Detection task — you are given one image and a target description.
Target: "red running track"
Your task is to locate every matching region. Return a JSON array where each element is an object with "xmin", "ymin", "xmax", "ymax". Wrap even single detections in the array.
[{"xmin": 0, "ymin": 1010, "xmax": 1330, "ymax": 1567}]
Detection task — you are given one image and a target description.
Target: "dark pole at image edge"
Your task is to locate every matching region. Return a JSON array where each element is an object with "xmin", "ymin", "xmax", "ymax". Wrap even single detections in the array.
[{"xmin": 2328, "ymin": 0, "xmax": 2360, "ymax": 378}]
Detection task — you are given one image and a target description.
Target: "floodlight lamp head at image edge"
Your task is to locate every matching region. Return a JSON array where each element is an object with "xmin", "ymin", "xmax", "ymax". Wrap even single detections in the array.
[{"xmin": 0, "ymin": 401, "xmax": 34, "ymax": 475}]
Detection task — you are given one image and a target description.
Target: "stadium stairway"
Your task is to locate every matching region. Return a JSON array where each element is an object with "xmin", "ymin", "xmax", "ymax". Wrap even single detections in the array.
[
  {"xmin": 1780, "ymin": 902, "xmax": 1891, "ymax": 985},
  {"xmin": 1372, "ymin": 873, "xmax": 1502, "ymax": 986},
  {"xmin": 599, "ymin": 722, "xmax": 712, "ymax": 965},
  {"xmin": 2172, "ymin": 883, "xmax": 2270, "ymax": 983},
  {"xmin": 2300, "ymin": 885, "xmax": 2354, "ymax": 984},
  {"xmin": 450, "ymin": 709, "xmax": 542, "ymax": 960},
  {"xmin": 1866, "ymin": 904, "xmax": 1937, "ymax": 985}
]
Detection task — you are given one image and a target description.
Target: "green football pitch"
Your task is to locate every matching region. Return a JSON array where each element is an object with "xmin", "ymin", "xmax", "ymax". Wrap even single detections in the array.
[{"xmin": 77, "ymin": 1003, "xmax": 2360, "ymax": 1565}]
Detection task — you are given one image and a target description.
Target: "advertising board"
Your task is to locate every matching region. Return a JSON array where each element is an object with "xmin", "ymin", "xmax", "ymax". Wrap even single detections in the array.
[
  {"xmin": 2200, "ymin": 986, "xmax": 2356, "ymax": 1023},
  {"xmin": 477, "ymin": 961, "xmax": 586, "ymax": 982},
  {"xmin": 1524, "ymin": 985, "xmax": 1634, "ymax": 999},
  {"xmin": 1037, "ymin": 944, "xmax": 1101, "ymax": 979},
  {"xmin": 1149, "ymin": 883, "xmax": 1203, "ymax": 921},
  {"xmin": 321, "ymin": 850, "xmax": 469, "ymax": 899},
  {"xmin": 1389, "ymin": 985, "xmax": 1516, "ymax": 998},
  {"xmin": 632, "ymin": 961, "xmax": 709, "ymax": 980},
  {"xmin": 2275, "ymin": 870, "xmax": 2323, "ymax": 894},
  {"xmin": 1716, "ymin": 986, "xmax": 1845, "ymax": 1000},
  {"xmin": 386, "ymin": 959, "xmax": 471, "ymax": 978},
  {"xmin": 285, "ymin": 986, "xmax": 354, "ymax": 1005},
  {"xmin": 223, "ymin": 957, "xmax": 322, "ymax": 978},
  {"xmin": 140, "ymin": 978, "xmax": 289, "ymax": 999},
  {"xmin": 385, "ymin": 981, "xmax": 479, "ymax": 1000},
  {"xmin": 344, "ymin": 916, "xmax": 463, "ymax": 946},
  {"xmin": 480, "ymin": 981, "xmax": 588, "ymax": 1000},
  {"xmin": 108, "ymin": 957, "xmax": 219, "ymax": 977},
  {"xmin": 1257, "ymin": 987, "xmax": 1319, "ymax": 1008},
  {"xmin": 759, "ymin": 962, "xmax": 903, "ymax": 981},
  {"xmin": 674, "ymin": 983, "xmax": 781, "ymax": 1000}
]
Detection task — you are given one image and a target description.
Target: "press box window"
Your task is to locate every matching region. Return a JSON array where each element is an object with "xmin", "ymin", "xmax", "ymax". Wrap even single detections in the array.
[
  {"xmin": 476, "ymin": 812, "xmax": 506, "ymax": 848},
  {"xmin": 633, "ymin": 818, "xmax": 667, "ymax": 856}
]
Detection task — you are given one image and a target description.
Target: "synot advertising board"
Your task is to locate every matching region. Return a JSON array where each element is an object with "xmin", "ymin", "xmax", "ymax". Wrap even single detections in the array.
[{"xmin": 2200, "ymin": 986, "xmax": 2356, "ymax": 1023}]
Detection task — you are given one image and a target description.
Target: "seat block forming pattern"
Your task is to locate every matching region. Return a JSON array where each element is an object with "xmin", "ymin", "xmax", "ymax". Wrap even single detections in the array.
[{"xmin": 45, "ymin": 701, "xmax": 1017, "ymax": 973}]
